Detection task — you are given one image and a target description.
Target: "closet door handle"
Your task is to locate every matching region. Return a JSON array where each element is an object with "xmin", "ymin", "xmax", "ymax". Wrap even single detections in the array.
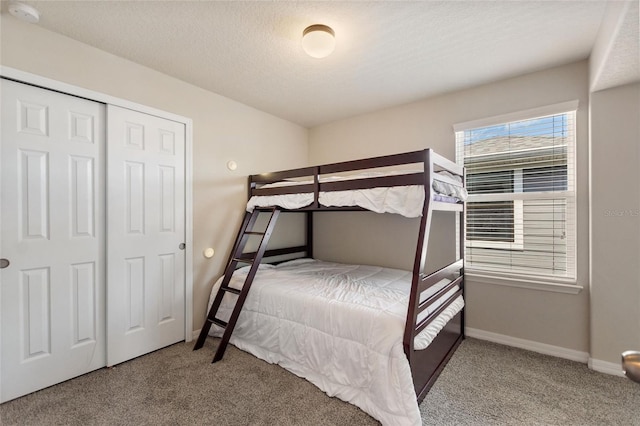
[
  {"xmin": 0, "ymin": 259, "xmax": 9, "ymax": 269},
  {"xmin": 178, "ymin": 243, "xmax": 185, "ymax": 250}
]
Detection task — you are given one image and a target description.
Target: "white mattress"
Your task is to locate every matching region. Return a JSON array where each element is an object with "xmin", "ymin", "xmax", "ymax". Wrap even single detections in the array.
[
  {"xmin": 246, "ymin": 170, "xmax": 467, "ymax": 217},
  {"xmin": 207, "ymin": 258, "xmax": 464, "ymax": 426}
]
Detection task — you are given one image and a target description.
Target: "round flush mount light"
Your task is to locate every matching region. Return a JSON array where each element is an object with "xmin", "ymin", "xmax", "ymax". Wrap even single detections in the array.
[
  {"xmin": 8, "ymin": 2, "xmax": 40, "ymax": 24},
  {"xmin": 302, "ymin": 24, "xmax": 335, "ymax": 59}
]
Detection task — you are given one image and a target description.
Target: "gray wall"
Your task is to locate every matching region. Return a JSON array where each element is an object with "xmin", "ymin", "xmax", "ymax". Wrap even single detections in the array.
[{"xmin": 589, "ymin": 82, "xmax": 640, "ymax": 365}]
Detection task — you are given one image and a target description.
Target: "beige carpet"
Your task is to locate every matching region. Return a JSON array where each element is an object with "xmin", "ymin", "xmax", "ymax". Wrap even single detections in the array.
[
  {"xmin": 1, "ymin": 338, "xmax": 638, "ymax": 425},
  {"xmin": 421, "ymin": 339, "xmax": 640, "ymax": 425}
]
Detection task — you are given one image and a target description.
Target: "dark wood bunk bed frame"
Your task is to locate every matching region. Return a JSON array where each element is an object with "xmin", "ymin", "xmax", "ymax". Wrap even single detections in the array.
[{"xmin": 194, "ymin": 148, "xmax": 465, "ymax": 402}]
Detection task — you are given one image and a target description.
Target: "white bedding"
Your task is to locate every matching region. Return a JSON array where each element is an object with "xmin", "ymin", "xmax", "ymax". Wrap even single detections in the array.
[
  {"xmin": 246, "ymin": 170, "xmax": 467, "ymax": 217},
  {"xmin": 207, "ymin": 258, "xmax": 464, "ymax": 426}
]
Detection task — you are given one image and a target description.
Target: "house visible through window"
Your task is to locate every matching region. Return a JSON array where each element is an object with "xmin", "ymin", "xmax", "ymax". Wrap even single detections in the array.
[
  {"xmin": 466, "ymin": 170, "xmax": 516, "ymax": 244},
  {"xmin": 455, "ymin": 104, "xmax": 577, "ymax": 282}
]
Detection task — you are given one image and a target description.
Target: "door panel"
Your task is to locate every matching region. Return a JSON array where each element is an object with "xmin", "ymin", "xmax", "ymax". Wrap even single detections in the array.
[
  {"xmin": 1, "ymin": 79, "xmax": 106, "ymax": 403},
  {"xmin": 107, "ymin": 105, "xmax": 185, "ymax": 365}
]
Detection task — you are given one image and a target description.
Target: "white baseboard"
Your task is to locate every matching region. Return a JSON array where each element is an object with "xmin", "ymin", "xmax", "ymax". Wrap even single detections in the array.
[
  {"xmin": 465, "ymin": 327, "xmax": 590, "ymax": 363},
  {"xmin": 588, "ymin": 358, "xmax": 625, "ymax": 377},
  {"xmin": 466, "ymin": 328, "xmax": 627, "ymax": 377},
  {"xmin": 192, "ymin": 329, "xmax": 201, "ymax": 340}
]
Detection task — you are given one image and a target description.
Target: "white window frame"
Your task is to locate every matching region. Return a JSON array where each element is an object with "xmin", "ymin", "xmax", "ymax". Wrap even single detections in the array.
[
  {"xmin": 454, "ymin": 101, "xmax": 580, "ymax": 293},
  {"xmin": 465, "ymin": 169, "xmax": 524, "ymax": 251}
]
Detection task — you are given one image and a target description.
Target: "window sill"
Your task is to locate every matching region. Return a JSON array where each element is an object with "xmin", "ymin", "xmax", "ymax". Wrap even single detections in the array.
[{"xmin": 465, "ymin": 270, "xmax": 583, "ymax": 294}]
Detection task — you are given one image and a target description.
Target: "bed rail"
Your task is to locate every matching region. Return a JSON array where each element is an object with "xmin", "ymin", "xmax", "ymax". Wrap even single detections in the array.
[
  {"xmin": 248, "ymin": 148, "xmax": 464, "ymax": 212},
  {"xmin": 413, "ymin": 259, "xmax": 464, "ymax": 334}
]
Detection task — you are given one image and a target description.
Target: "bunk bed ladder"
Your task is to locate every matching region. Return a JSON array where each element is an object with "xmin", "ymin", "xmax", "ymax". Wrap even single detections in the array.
[{"xmin": 193, "ymin": 207, "xmax": 280, "ymax": 362}]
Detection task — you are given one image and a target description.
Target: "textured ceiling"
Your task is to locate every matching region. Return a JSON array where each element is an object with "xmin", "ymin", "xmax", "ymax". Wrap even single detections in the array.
[
  {"xmin": 4, "ymin": 1, "xmax": 635, "ymax": 127},
  {"xmin": 591, "ymin": 0, "xmax": 640, "ymax": 92}
]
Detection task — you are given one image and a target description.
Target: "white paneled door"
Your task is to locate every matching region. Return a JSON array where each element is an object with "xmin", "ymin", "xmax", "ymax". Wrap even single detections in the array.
[
  {"xmin": 106, "ymin": 105, "xmax": 185, "ymax": 365},
  {"xmin": 1, "ymin": 79, "xmax": 188, "ymax": 402},
  {"xmin": 0, "ymin": 79, "xmax": 106, "ymax": 402}
]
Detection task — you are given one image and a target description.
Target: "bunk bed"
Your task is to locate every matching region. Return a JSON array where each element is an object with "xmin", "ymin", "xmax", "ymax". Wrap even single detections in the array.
[{"xmin": 194, "ymin": 149, "xmax": 466, "ymax": 426}]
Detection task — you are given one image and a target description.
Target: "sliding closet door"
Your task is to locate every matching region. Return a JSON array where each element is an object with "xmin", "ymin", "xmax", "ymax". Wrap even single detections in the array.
[
  {"xmin": 0, "ymin": 79, "xmax": 106, "ymax": 402},
  {"xmin": 106, "ymin": 105, "xmax": 185, "ymax": 365}
]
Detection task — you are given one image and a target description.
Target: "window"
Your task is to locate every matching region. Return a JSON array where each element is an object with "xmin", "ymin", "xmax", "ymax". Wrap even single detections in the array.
[
  {"xmin": 465, "ymin": 169, "xmax": 522, "ymax": 249},
  {"xmin": 455, "ymin": 102, "xmax": 577, "ymax": 283}
]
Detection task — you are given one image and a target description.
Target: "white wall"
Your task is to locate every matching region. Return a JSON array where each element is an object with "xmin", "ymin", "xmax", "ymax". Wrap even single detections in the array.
[
  {"xmin": 0, "ymin": 16, "xmax": 309, "ymax": 333},
  {"xmin": 309, "ymin": 61, "xmax": 591, "ymax": 353},
  {"xmin": 589, "ymin": 82, "xmax": 640, "ymax": 366}
]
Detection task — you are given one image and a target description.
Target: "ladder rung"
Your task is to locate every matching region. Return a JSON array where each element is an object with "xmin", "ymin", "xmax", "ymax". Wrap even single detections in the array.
[
  {"xmin": 232, "ymin": 257, "xmax": 254, "ymax": 264},
  {"xmin": 245, "ymin": 231, "xmax": 265, "ymax": 236},
  {"xmin": 221, "ymin": 286, "xmax": 241, "ymax": 295},
  {"xmin": 208, "ymin": 317, "xmax": 228, "ymax": 328}
]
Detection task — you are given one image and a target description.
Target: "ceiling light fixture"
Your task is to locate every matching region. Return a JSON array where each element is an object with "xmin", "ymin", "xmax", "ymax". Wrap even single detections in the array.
[
  {"xmin": 8, "ymin": 2, "xmax": 40, "ymax": 24},
  {"xmin": 302, "ymin": 24, "xmax": 335, "ymax": 59}
]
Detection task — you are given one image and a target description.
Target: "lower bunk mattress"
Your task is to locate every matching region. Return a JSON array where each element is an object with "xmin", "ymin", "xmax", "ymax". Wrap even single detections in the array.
[{"xmin": 207, "ymin": 258, "xmax": 464, "ymax": 426}]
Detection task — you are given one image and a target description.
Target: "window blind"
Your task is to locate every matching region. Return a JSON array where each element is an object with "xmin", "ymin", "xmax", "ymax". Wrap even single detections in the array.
[{"xmin": 455, "ymin": 109, "xmax": 576, "ymax": 281}]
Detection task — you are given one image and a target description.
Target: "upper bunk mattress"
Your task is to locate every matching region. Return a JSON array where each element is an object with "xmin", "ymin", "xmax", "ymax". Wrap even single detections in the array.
[
  {"xmin": 246, "ymin": 171, "xmax": 467, "ymax": 217},
  {"xmin": 207, "ymin": 258, "xmax": 464, "ymax": 426}
]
